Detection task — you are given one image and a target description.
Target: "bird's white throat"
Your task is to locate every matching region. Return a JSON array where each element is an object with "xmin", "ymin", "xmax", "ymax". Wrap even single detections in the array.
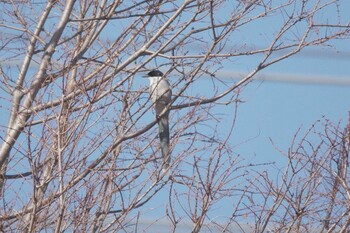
[{"xmin": 148, "ymin": 76, "xmax": 162, "ymax": 86}]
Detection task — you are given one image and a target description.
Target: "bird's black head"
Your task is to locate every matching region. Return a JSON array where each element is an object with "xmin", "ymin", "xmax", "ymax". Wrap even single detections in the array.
[{"xmin": 147, "ymin": 69, "xmax": 163, "ymax": 77}]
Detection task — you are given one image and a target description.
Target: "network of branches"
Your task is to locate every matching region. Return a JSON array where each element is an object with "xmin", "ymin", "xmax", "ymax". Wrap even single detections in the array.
[{"xmin": 0, "ymin": 0, "xmax": 349, "ymax": 232}]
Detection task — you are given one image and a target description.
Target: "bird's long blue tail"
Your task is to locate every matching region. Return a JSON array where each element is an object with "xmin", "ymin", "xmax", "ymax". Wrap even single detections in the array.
[{"xmin": 158, "ymin": 113, "xmax": 170, "ymax": 170}]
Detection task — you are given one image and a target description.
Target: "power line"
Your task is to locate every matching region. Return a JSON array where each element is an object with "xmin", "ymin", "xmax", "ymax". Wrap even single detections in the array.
[{"xmin": 217, "ymin": 70, "xmax": 350, "ymax": 86}]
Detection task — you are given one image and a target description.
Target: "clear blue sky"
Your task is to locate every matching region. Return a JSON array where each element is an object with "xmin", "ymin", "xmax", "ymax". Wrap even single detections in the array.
[
  {"xmin": 202, "ymin": 0, "xmax": 350, "ymax": 168},
  {"xmin": 221, "ymin": 38, "xmax": 350, "ymax": 168}
]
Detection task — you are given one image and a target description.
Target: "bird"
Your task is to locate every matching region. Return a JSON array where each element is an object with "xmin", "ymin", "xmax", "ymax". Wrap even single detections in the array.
[{"xmin": 144, "ymin": 69, "xmax": 172, "ymax": 171}]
